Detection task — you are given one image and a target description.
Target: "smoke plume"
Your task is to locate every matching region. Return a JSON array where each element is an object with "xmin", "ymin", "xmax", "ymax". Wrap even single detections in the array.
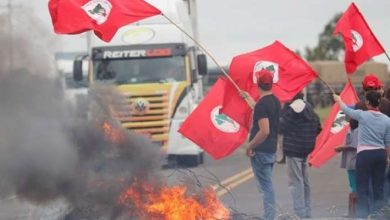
[{"xmin": 0, "ymin": 8, "xmax": 162, "ymax": 219}]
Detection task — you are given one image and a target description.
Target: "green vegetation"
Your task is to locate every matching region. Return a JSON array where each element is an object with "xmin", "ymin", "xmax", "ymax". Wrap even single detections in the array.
[
  {"xmin": 302, "ymin": 13, "xmax": 344, "ymax": 61},
  {"xmin": 314, "ymin": 107, "xmax": 331, "ymax": 123}
]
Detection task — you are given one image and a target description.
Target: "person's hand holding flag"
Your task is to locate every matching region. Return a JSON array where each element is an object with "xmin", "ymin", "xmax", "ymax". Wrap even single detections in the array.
[
  {"xmin": 239, "ymin": 90, "xmax": 256, "ymax": 109},
  {"xmin": 309, "ymin": 80, "xmax": 359, "ymax": 167},
  {"xmin": 333, "ymin": 94, "xmax": 342, "ymax": 103}
]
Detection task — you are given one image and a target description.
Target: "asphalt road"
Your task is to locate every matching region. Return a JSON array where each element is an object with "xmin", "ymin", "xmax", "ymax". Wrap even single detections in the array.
[
  {"xmin": 0, "ymin": 147, "xmax": 350, "ymax": 219},
  {"xmin": 159, "ymin": 147, "xmax": 351, "ymax": 219}
]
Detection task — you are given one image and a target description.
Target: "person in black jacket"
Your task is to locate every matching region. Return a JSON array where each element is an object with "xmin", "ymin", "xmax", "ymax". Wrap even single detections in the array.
[{"xmin": 279, "ymin": 92, "xmax": 321, "ymax": 218}]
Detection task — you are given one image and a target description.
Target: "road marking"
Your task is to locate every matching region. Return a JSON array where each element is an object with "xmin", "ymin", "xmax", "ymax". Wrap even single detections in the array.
[
  {"xmin": 217, "ymin": 172, "xmax": 254, "ymax": 197},
  {"xmin": 212, "ymin": 167, "xmax": 254, "ymax": 197},
  {"xmin": 212, "ymin": 167, "xmax": 252, "ymax": 191}
]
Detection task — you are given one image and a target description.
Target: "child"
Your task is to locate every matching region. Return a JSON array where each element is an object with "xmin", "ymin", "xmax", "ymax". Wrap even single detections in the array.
[{"xmin": 335, "ymin": 115, "xmax": 358, "ymax": 218}]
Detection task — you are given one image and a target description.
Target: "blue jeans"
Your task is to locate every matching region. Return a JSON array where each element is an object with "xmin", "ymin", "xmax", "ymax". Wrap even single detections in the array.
[
  {"xmin": 384, "ymin": 167, "xmax": 390, "ymax": 205},
  {"xmin": 355, "ymin": 149, "xmax": 386, "ymax": 218},
  {"xmin": 251, "ymin": 151, "xmax": 276, "ymax": 220},
  {"xmin": 286, "ymin": 156, "xmax": 311, "ymax": 218}
]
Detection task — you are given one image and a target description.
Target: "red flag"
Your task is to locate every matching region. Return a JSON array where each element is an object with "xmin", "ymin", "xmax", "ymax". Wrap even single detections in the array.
[
  {"xmin": 222, "ymin": 41, "xmax": 317, "ymax": 129},
  {"xmin": 179, "ymin": 78, "xmax": 248, "ymax": 160},
  {"xmin": 334, "ymin": 3, "xmax": 385, "ymax": 73},
  {"xmin": 221, "ymin": 79, "xmax": 254, "ymax": 130},
  {"xmin": 48, "ymin": 0, "xmax": 161, "ymax": 42},
  {"xmin": 309, "ymin": 80, "xmax": 359, "ymax": 168}
]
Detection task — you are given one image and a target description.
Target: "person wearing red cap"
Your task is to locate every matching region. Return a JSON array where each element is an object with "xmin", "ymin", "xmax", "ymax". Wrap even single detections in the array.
[
  {"xmin": 349, "ymin": 73, "xmax": 390, "ymax": 217},
  {"xmin": 333, "ymin": 91, "xmax": 390, "ymax": 218},
  {"xmin": 353, "ymin": 74, "xmax": 390, "ymax": 117},
  {"xmin": 240, "ymin": 69, "xmax": 281, "ymax": 220}
]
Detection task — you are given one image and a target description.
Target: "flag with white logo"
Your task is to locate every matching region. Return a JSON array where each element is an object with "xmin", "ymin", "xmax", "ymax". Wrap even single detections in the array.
[
  {"xmin": 222, "ymin": 41, "xmax": 317, "ymax": 129},
  {"xmin": 179, "ymin": 78, "xmax": 248, "ymax": 160},
  {"xmin": 309, "ymin": 80, "xmax": 359, "ymax": 168},
  {"xmin": 48, "ymin": 0, "xmax": 161, "ymax": 42},
  {"xmin": 334, "ymin": 3, "xmax": 385, "ymax": 74}
]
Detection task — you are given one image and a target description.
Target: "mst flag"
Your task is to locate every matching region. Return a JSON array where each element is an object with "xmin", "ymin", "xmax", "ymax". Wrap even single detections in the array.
[
  {"xmin": 179, "ymin": 78, "xmax": 248, "ymax": 160},
  {"xmin": 309, "ymin": 80, "xmax": 359, "ymax": 168},
  {"xmin": 49, "ymin": 0, "xmax": 161, "ymax": 42},
  {"xmin": 222, "ymin": 41, "xmax": 317, "ymax": 129},
  {"xmin": 334, "ymin": 3, "xmax": 385, "ymax": 73},
  {"xmin": 220, "ymin": 78, "xmax": 254, "ymax": 130}
]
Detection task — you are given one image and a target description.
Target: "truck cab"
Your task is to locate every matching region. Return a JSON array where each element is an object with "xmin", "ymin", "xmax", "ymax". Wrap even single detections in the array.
[{"xmin": 73, "ymin": 0, "xmax": 207, "ymax": 166}]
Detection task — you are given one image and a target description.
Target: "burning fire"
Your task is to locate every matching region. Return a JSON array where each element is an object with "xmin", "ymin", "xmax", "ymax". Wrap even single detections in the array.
[
  {"xmin": 119, "ymin": 180, "xmax": 230, "ymax": 220},
  {"xmin": 102, "ymin": 121, "xmax": 123, "ymax": 144}
]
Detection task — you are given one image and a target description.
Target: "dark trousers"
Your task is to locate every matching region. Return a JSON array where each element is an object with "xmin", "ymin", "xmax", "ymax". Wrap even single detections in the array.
[{"xmin": 356, "ymin": 149, "xmax": 387, "ymax": 218}]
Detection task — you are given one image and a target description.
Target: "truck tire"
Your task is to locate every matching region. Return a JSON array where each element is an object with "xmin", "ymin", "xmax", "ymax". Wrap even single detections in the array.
[
  {"xmin": 199, "ymin": 152, "xmax": 204, "ymax": 164},
  {"xmin": 176, "ymin": 154, "xmax": 203, "ymax": 167}
]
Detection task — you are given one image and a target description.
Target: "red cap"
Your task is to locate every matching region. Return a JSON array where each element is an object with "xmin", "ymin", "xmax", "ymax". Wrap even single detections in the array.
[
  {"xmin": 362, "ymin": 74, "xmax": 382, "ymax": 90},
  {"xmin": 256, "ymin": 69, "xmax": 273, "ymax": 85}
]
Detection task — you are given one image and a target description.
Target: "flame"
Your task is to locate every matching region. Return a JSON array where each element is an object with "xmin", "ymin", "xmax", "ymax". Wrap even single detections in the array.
[
  {"xmin": 102, "ymin": 121, "xmax": 123, "ymax": 144},
  {"xmin": 119, "ymin": 180, "xmax": 230, "ymax": 220}
]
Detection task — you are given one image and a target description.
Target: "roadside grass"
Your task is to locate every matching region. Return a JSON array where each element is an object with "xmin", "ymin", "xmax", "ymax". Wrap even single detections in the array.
[{"xmin": 314, "ymin": 106, "xmax": 331, "ymax": 124}]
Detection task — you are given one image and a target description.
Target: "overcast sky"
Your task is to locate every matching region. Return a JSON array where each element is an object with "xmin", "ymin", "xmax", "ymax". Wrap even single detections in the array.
[{"xmin": 2, "ymin": 0, "xmax": 390, "ymax": 65}]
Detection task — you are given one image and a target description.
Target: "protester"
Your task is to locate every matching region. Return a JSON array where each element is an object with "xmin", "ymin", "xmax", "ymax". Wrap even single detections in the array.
[
  {"xmin": 276, "ymin": 103, "xmax": 290, "ymax": 165},
  {"xmin": 240, "ymin": 69, "xmax": 281, "ymax": 220},
  {"xmin": 350, "ymin": 74, "xmax": 390, "ymax": 209},
  {"xmin": 279, "ymin": 92, "xmax": 321, "ymax": 218},
  {"xmin": 351, "ymin": 74, "xmax": 390, "ymax": 119},
  {"xmin": 276, "ymin": 135, "xmax": 286, "ymax": 164},
  {"xmin": 384, "ymin": 87, "xmax": 390, "ymax": 102},
  {"xmin": 333, "ymin": 91, "xmax": 390, "ymax": 218},
  {"xmin": 384, "ymin": 87, "xmax": 390, "ymax": 204},
  {"xmin": 334, "ymin": 113, "xmax": 358, "ymax": 218}
]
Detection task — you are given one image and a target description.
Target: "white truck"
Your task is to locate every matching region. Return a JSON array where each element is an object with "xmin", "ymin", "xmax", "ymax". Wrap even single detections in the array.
[
  {"xmin": 55, "ymin": 52, "xmax": 89, "ymax": 118},
  {"xmin": 73, "ymin": 0, "xmax": 207, "ymax": 166}
]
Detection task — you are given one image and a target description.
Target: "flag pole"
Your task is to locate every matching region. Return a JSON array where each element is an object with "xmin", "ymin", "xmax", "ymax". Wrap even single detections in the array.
[
  {"xmin": 317, "ymin": 76, "xmax": 336, "ymax": 94},
  {"xmin": 385, "ymin": 51, "xmax": 390, "ymax": 63},
  {"xmin": 161, "ymin": 14, "xmax": 241, "ymax": 91}
]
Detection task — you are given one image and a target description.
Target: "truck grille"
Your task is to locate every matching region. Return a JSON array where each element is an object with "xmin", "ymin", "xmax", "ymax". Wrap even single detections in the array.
[{"xmin": 114, "ymin": 91, "xmax": 170, "ymax": 146}]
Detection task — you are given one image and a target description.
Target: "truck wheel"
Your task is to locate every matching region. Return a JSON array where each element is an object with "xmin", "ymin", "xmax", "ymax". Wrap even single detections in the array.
[
  {"xmin": 199, "ymin": 152, "xmax": 204, "ymax": 164},
  {"xmin": 176, "ymin": 154, "xmax": 202, "ymax": 167}
]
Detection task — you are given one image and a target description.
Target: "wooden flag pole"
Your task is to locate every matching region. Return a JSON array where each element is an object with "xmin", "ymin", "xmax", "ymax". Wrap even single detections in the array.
[
  {"xmin": 317, "ymin": 75, "xmax": 336, "ymax": 94},
  {"xmin": 385, "ymin": 51, "xmax": 390, "ymax": 63},
  {"xmin": 163, "ymin": 14, "xmax": 336, "ymax": 100},
  {"xmin": 161, "ymin": 14, "xmax": 241, "ymax": 91}
]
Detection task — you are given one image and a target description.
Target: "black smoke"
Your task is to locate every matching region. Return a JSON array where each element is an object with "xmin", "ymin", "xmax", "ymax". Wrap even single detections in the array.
[{"xmin": 0, "ymin": 8, "xmax": 162, "ymax": 219}]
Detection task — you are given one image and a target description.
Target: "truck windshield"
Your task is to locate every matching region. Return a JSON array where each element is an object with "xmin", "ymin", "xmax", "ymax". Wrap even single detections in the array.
[{"xmin": 93, "ymin": 56, "xmax": 186, "ymax": 84}]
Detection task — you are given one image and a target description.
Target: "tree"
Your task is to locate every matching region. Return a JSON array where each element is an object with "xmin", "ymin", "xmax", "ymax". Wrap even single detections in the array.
[{"xmin": 304, "ymin": 13, "xmax": 344, "ymax": 61}]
